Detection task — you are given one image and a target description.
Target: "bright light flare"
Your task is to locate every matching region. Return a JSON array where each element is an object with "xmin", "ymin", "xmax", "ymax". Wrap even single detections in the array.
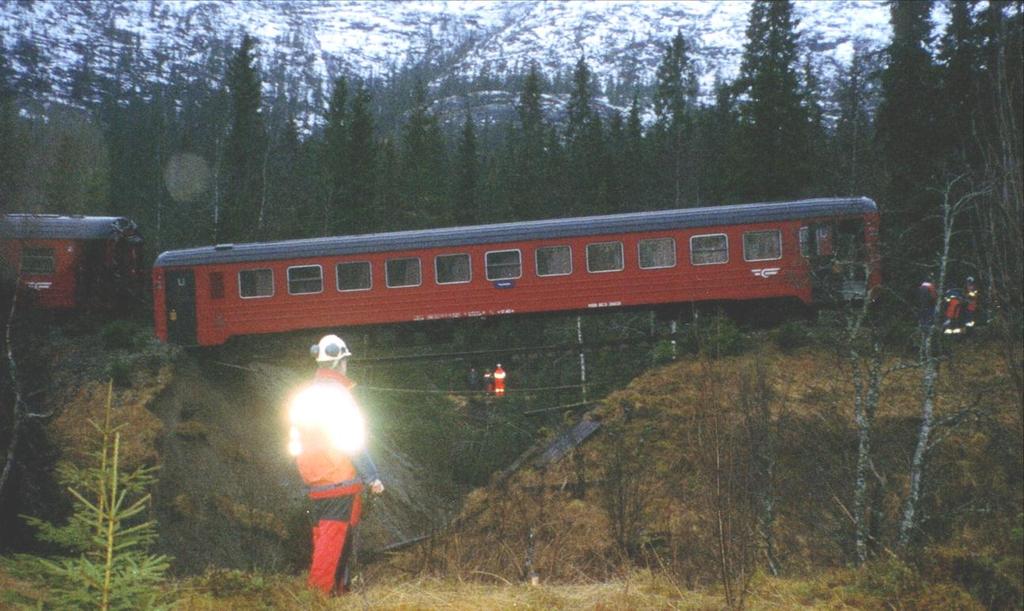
[{"xmin": 287, "ymin": 383, "xmax": 366, "ymax": 456}]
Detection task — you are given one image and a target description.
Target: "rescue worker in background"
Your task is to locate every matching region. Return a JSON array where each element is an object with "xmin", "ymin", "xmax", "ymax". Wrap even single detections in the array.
[
  {"xmin": 288, "ymin": 334, "xmax": 384, "ymax": 596},
  {"xmin": 917, "ymin": 275, "xmax": 938, "ymax": 329},
  {"xmin": 467, "ymin": 367, "xmax": 481, "ymax": 392},
  {"xmin": 963, "ymin": 276, "xmax": 980, "ymax": 329},
  {"xmin": 493, "ymin": 363, "xmax": 506, "ymax": 398},
  {"xmin": 483, "ymin": 368, "xmax": 494, "ymax": 395},
  {"xmin": 942, "ymin": 288, "xmax": 966, "ymax": 335}
]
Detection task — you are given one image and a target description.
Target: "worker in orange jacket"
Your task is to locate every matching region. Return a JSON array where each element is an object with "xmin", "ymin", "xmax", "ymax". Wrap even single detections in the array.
[
  {"xmin": 288, "ymin": 335, "xmax": 384, "ymax": 595},
  {"xmin": 493, "ymin": 364, "xmax": 506, "ymax": 397}
]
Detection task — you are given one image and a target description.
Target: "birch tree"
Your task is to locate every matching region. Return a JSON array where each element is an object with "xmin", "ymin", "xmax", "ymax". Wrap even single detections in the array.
[{"xmin": 898, "ymin": 176, "xmax": 989, "ymax": 549}]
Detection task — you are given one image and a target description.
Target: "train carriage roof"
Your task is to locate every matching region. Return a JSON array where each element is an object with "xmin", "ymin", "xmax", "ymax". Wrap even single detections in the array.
[
  {"xmin": 154, "ymin": 197, "xmax": 877, "ymax": 268},
  {"xmin": 0, "ymin": 214, "xmax": 141, "ymax": 241}
]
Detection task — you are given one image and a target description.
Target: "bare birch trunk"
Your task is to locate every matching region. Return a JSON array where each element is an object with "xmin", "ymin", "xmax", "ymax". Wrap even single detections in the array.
[{"xmin": 899, "ymin": 177, "xmax": 987, "ymax": 548}]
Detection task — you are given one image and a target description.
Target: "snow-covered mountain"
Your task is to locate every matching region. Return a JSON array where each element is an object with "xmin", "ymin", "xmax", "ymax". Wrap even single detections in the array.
[{"xmin": 0, "ymin": 0, "xmax": 901, "ymax": 126}]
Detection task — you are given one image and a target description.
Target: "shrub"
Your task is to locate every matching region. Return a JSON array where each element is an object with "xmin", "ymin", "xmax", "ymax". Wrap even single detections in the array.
[
  {"xmin": 650, "ymin": 340, "xmax": 677, "ymax": 365},
  {"xmin": 106, "ymin": 357, "xmax": 132, "ymax": 388},
  {"xmin": 774, "ymin": 321, "xmax": 810, "ymax": 353},
  {"xmin": 699, "ymin": 315, "xmax": 745, "ymax": 357},
  {"xmin": 100, "ymin": 320, "xmax": 138, "ymax": 350}
]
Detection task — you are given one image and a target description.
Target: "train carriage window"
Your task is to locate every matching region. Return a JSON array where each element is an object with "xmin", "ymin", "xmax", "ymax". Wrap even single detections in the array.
[
  {"xmin": 336, "ymin": 261, "xmax": 371, "ymax": 292},
  {"xmin": 209, "ymin": 272, "xmax": 225, "ymax": 299},
  {"xmin": 587, "ymin": 241, "xmax": 624, "ymax": 273},
  {"xmin": 386, "ymin": 257, "xmax": 421, "ymax": 288},
  {"xmin": 287, "ymin": 265, "xmax": 323, "ymax": 295},
  {"xmin": 743, "ymin": 230, "xmax": 782, "ymax": 262},
  {"xmin": 536, "ymin": 245, "xmax": 572, "ymax": 277},
  {"xmin": 435, "ymin": 254, "xmax": 471, "ymax": 285},
  {"xmin": 239, "ymin": 268, "xmax": 274, "ymax": 298},
  {"xmin": 799, "ymin": 226, "xmax": 811, "ymax": 257},
  {"xmin": 690, "ymin": 234, "xmax": 728, "ymax": 265},
  {"xmin": 485, "ymin": 250, "xmax": 522, "ymax": 281},
  {"xmin": 638, "ymin": 238, "xmax": 676, "ymax": 269},
  {"xmin": 816, "ymin": 225, "xmax": 833, "ymax": 256},
  {"xmin": 21, "ymin": 247, "xmax": 55, "ymax": 274}
]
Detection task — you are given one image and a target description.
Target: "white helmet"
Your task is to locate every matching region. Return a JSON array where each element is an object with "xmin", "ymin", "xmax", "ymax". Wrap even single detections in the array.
[{"xmin": 310, "ymin": 334, "xmax": 352, "ymax": 362}]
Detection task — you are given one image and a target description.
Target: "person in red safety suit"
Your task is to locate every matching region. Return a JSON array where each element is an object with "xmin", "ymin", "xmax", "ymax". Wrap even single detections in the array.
[
  {"xmin": 493, "ymin": 364, "xmax": 506, "ymax": 397},
  {"xmin": 963, "ymin": 276, "xmax": 980, "ymax": 328},
  {"xmin": 288, "ymin": 334, "xmax": 384, "ymax": 596}
]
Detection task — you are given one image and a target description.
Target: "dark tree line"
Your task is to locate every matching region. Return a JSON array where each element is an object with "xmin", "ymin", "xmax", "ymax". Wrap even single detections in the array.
[{"xmin": 0, "ymin": 0, "xmax": 1020, "ymax": 331}]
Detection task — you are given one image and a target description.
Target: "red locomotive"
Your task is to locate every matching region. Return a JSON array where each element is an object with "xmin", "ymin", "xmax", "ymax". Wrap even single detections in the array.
[
  {"xmin": 152, "ymin": 197, "xmax": 881, "ymax": 346},
  {"xmin": 0, "ymin": 214, "xmax": 144, "ymax": 310}
]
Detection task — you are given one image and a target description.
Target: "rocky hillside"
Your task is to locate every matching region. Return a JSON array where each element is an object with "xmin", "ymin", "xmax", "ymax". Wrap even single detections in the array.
[{"xmin": 0, "ymin": 1, "xmax": 900, "ymax": 125}]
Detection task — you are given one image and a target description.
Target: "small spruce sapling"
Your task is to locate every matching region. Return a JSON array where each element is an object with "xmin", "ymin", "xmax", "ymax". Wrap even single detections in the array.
[{"xmin": 16, "ymin": 381, "xmax": 170, "ymax": 610}]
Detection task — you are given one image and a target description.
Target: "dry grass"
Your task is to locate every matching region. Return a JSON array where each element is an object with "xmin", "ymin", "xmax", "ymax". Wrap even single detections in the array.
[
  {"xmin": 170, "ymin": 569, "xmax": 723, "ymax": 610},
  {"xmin": 370, "ymin": 336, "xmax": 1019, "ymax": 601},
  {"xmin": 167, "ymin": 566, "xmax": 985, "ymax": 609},
  {"xmin": 50, "ymin": 365, "xmax": 173, "ymax": 471},
  {"xmin": 174, "ymin": 419, "xmax": 210, "ymax": 440},
  {"xmin": 212, "ymin": 495, "xmax": 290, "ymax": 540}
]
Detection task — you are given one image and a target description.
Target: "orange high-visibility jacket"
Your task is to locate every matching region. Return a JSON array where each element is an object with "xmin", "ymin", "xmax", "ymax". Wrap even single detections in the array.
[
  {"xmin": 292, "ymin": 368, "xmax": 369, "ymax": 490},
  {"xmin": 493, "ymin": 366, "xmax": 506, "ymax": 396}
]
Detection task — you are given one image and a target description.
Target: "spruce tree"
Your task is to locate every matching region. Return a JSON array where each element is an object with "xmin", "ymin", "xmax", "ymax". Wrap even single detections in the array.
[
  {"xmin": 652, "ymin": 31, "xmax": 699, "ymax": 208},
  {"xmin": 564, "ymin": 57, "xmax": 606, "ymax": 216},
  {"xmin": 800, "ymin": 58, "xmax": 828, "ymax": 197},
  {"xmin": 565, "ymin": 57, "xmax": 594, "ymax": 146},
  {"xmin": 735, "ymin": 0, "xmax": 809, "ymax": 201},
  {"xmin": 399, "ymin": 80, "xmax": 448, "ymax": 228},
  {"xmin": 454, "ymin": 111, "xmax": 479, "ymax": 226},
  {"xmin": 938, "ymin": 0, "xmax": 982, "ymax": 170},
  {"xmin": 877, "ymin": 0, "xmax": 941, "ymax": 282},
  {"xmin": 699, "ymin": 76, "xmax": 742, "ymax": 205},
  {"xmin": 15, "ymin": 384, "xmax": 169, "ymax": 609},
  {"xmin": 220, "ymin": 34, "xmax": 264, "ymax": 243},
  {"xmin": 508, "ymin": 62, "xmax": 549, "ymax": 220},
  {"xmin": 605, "ymin": 111, "xmax": 628, "ymax": 213},
  {"xmin": 346, "ymin": 82, "xmax": 378, "ymax": 233},
  {"xmin": 622, "ymin": 95, "xmax": 645, "ymax": 212},
  {"xmin": 322, "ymin": 76, "xmax": 349, "ymax": 235},
  {"xmin": 0, "ymin": 38, "xmax": 17, "ymax": 208},
  {"xmin": 832, "ymin": 45, "xmax": 880, "ymax": 197}
]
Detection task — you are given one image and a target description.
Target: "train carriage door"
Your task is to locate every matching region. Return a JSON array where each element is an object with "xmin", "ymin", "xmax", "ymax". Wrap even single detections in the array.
[
  {"xmin": 165, "ymin": 269, "xmax": 197, "ymax": 345},
  {"xmin": 835, "ymin": 219, "xmax": 867, "ymax": 300}
]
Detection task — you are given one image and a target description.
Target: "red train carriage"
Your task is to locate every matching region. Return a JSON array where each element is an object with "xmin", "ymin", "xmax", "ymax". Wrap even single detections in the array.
[
  {"xmin": 153, "ymin": 197, "xmax": 881, "ymax": 346},
  {"xmin": 0, "ymin": 214, "xmax": 144, "ymax": 310}
]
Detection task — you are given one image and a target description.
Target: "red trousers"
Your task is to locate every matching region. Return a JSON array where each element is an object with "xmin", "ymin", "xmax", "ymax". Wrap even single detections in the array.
[{"xmin": 308, "ymin": 491, "xmax": 363, "ymax": 594}]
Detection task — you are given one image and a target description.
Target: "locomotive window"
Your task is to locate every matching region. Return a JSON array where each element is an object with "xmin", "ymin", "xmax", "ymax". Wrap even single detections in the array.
[
  {"xmin": 799, "ymin": 226, "xmax": 811, "ymax": 257},
  {"xmin": 536, "ymin": 245, "xmax": 572, "ymax": 277},
  {"xmin": 743, "ymin": 230, "xmax": 782, "ymax": 262},
  {"xmin": 20, "ymin": 247, "xmax": 54, "ymax": 274},
  {"xmin": 485, "ymin": 250, "xmax": 522, "ymax": 281},
  {"xmin": 638, "ymin": 238, "xmax": 676, "ymax": 269},
  {"xmin": 386, "ymin": 257, "xmax": 421, "ymax": 288},
  {"xmin": 337, "ymin": 261, "xmax": 371, "ymax": 292},
  {"xmin": 690, "ymin": 234, "xmax": 728, "ymax": 265},
  {"xmin": 209, "ymin": 272, "xmax": 225, "ymax": 300},
  {"xmin": 287, "ymin": 265, "xmax": 323, "ymax": 295},
  {"xmin": 587, "ymin": 241, "xmax": 624, "ymax": 273},
  {"xmin": 435, "ymin": 254, "xmax": 471, "ymax": 285},
  {"xmin": 239, "ymin": 268, "xmax": 274, "ymax": 298}
]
